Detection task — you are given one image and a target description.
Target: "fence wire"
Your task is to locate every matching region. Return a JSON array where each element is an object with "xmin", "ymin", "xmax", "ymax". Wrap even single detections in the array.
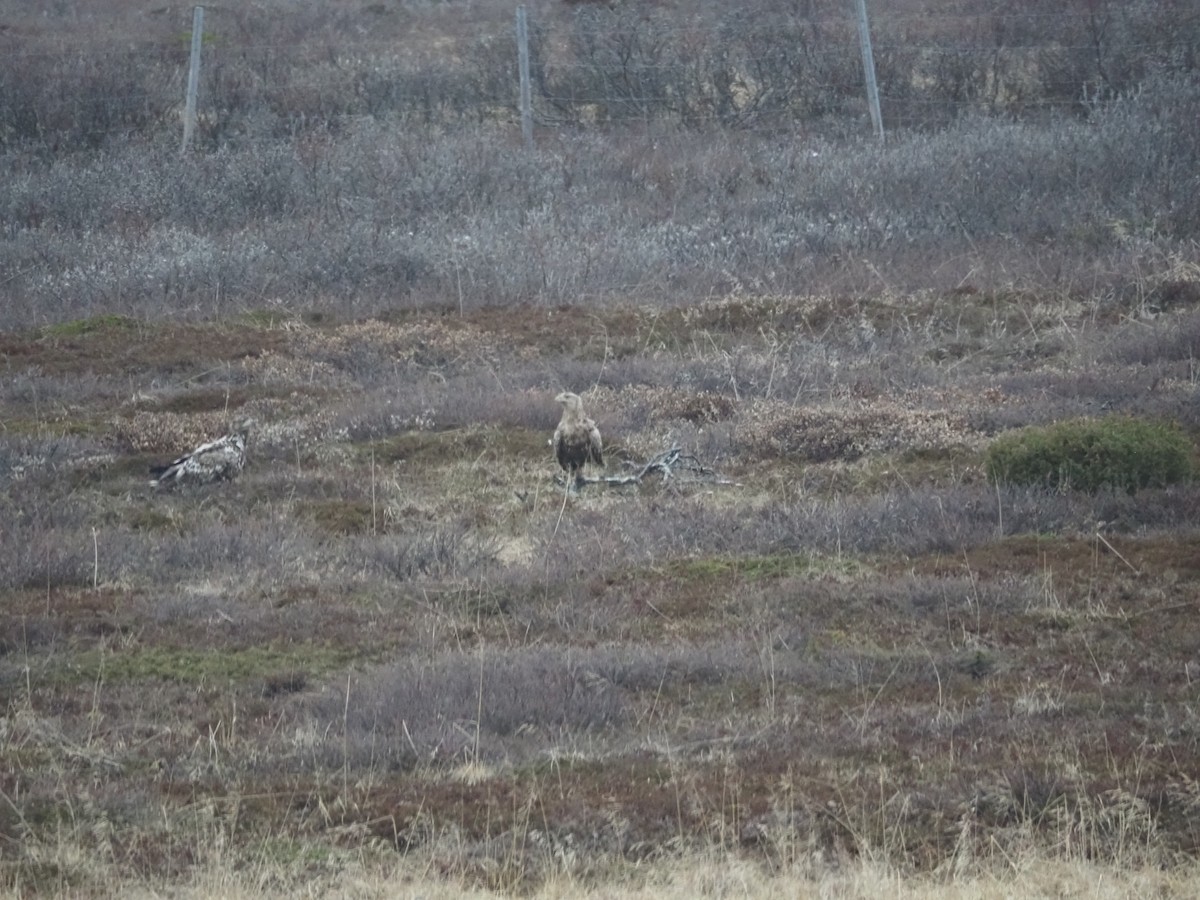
[{"xmin": 0, "ymin": 2, "xmax": 1197, "ymax": 152}]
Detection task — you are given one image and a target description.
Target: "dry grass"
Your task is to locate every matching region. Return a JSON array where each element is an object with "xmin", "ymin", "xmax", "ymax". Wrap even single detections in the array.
[
  {"xmin": 2, "ymin": 5, "xmax": 1199, "ymax": 892},
  {"xmin": 6, "ymin": 837, "xmax": 1200, "ymax": 899},
  {"xmin": 3, "ymin": 288, "xmax": 1200, "ymax": 897}
]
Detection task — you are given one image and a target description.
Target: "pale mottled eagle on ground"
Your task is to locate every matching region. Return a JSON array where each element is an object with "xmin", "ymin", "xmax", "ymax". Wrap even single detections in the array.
[
  {"xmin": 553, "ymin": 392, "xmax": 603, "ymax": 487},
  {"xmin": 150, "ymin": 418, "xmax": 254, "ymax": 489}
]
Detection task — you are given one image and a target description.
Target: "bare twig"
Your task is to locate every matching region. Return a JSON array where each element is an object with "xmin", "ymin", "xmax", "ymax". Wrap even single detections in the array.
[
  {"xmin": 559, "ymin": 445, "xmax": 740, "ymax": 491},
  {"xmin": 1094, "ymin": 527, "xmax": 1140, "ymax": 576}
]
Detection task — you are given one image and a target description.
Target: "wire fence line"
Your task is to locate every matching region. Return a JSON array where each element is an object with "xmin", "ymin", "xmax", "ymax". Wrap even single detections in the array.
[
  {"xmin": 1, "ymin": 1, "xmax": 1197, "ymax": 152},
  {"xmin": 7, "ymin": 35, "xmax": 1196, "ymax": 65}
]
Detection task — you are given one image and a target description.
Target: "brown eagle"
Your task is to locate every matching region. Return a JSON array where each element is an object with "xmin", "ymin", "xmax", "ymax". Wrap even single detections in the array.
[
  {"xmin": 553, "ymin": 391, "xmax": 603, "ymax": 487},
  {"xmin": 150, "ymin": 418, "xmax": 254, "ymax": 489}
]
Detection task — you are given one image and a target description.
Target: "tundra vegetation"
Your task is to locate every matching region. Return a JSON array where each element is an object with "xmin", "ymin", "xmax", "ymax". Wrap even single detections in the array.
[{"xmin": 1, "ymin": 0, "xmax": 1200, "ymax": 897}]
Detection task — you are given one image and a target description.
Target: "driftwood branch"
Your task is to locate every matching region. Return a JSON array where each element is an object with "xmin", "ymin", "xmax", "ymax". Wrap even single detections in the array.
[{"xmin": 558, "ymin": 445, "xmax": 740, "ymax": 490}]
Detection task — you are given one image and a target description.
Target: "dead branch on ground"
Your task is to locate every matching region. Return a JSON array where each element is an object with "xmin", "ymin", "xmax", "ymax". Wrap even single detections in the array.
[{"xmin": 557, "ymin": 445, "xmax": 740, "ymax": 491}]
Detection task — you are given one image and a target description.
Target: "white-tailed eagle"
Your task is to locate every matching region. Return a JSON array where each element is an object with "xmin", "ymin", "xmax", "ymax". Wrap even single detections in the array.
[
  {"xmin": 150, "ymin": 418, "xmax": 254, "ymax": 489},
  {"xmin": 553, "ymin": 392, "xmax": 603, "ymax": 487}
]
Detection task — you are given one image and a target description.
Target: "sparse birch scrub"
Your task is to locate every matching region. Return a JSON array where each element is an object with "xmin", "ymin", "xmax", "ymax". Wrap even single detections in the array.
[{"xmin": 3, "ymin": 2, "xmax": 1200, "ymax": 897}]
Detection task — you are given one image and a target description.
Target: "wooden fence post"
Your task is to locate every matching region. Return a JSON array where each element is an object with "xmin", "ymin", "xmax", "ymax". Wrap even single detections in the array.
[
  {"xmin": 852, "ymin": 0, "xmax": 884, "ymax": 142},
  {"xmin": 181, "ymin": 5, "xmax": 204, "ymax": 154},
  {"xmin": 516, "ymin": 6, "xmax": 534, "ymax": 149}
]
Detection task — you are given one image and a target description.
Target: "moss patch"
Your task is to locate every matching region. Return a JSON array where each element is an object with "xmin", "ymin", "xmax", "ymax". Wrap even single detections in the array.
[
  {"xmin": 52, "ymin": 642, "xmax": 357, "ymax": 686},
  {"xmin": 40, "ymin": 314, "xmax": 140, "ymax": 338},
  {"xmin": 364, "ymin": 426, "xmax": 547, "ymax": 465},
  {"xmin": 302, "ymin": 499, "xmax": 378, "ymax": 535},
  {"xmin": 665, "ymin": 553, "xmax": 868, "ymax": 583}
]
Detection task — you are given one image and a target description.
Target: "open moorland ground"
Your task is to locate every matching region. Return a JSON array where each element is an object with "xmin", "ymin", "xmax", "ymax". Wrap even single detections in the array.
[
  {"xmin": 3, "ymin": 0, "xmax": 1200, "ymax": 895},
  {"xmin": 2, "ymin": 289, "xmax": 1200, "ymax": 897}
]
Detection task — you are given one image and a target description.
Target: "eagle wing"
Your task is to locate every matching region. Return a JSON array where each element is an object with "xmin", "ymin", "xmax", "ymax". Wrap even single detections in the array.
[
  {"xmin": 188, "ymin": 434, "xmax": 245, "ymax": 477},
  {"xmin": 554, "ymin": 420, "xmax": 603, "ymax": 473},
  {"xmin": 552, "ymin": 422, "xmax": 577, "ymax": 471},
  {"xmin": 151, "ymin": 432, "xmax": 246, "ymax": 487},
  {"xmin": 586, "ymin": 419, "xmax": 603, "ymax": 466}
]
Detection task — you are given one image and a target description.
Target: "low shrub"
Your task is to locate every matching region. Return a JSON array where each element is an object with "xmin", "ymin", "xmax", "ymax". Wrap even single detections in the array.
[
  {"xmin": 985, "ymin": 416, "xmax": 1195, "ymax": 494},
  {"xmin": 738, "ymin": 400, "xmax": 976, "ymax": 463}
]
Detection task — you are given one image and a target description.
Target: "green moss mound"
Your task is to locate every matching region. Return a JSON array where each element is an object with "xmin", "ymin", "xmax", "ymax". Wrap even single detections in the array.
[{"xmin": 985, "ymin": 416, "xmax": 1195, "ymax": 493}]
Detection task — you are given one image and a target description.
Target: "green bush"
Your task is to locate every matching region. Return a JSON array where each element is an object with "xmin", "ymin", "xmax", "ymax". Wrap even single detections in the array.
[{"xmin": 985, "ymin": 417, "xmax": 1196, "ymax": 494}]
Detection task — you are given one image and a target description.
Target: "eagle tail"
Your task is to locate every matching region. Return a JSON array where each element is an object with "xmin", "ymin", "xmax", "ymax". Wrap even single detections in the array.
[{"xmin": 148, "ymin": 458, "xmax": 185, "ymax": 487}]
